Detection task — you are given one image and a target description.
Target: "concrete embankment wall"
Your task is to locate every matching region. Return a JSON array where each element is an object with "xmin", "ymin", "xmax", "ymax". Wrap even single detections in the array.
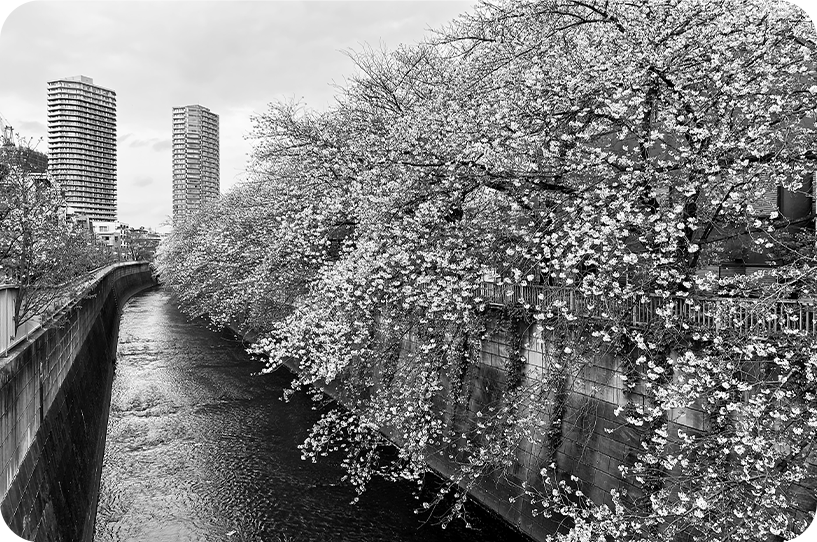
[
  {"xmin": 270, "ymin": 316, "xmax": 652, "ymax": 541},
  {"xmin": 0, "ymin": 263, "xmax": 157, "ymax": 542},
  {"xmin": 410, "ymin": 322, "xmax": 640, "ymax": 540},
  {"xmin": 355, "ymin": 322, "xmax": 627, "ymax": 541},
  {"xmin": 412, "ymin": 319, "xmax": 815, "ymax": 541}
]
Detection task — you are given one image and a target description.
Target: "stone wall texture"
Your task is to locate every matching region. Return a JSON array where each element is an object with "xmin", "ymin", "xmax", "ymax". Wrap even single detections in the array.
[{"xmin": 0, "ymin": 263, "xmax": 156, "ymax": 542}]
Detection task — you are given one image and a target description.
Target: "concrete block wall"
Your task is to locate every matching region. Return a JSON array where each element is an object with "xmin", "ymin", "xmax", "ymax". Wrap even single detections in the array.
[
  {"xmin": 404, "ymin": 322, "xmax": 666, "ymax": 541},
  {"xmin": 0, "ymin": 263, "xmax": 156, "ymax": 542}
]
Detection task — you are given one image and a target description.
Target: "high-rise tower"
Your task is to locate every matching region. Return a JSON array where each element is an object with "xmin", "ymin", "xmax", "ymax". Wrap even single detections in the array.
[
  {"xmin": 47, "ymin": 75, "xmax": 117, "ymax": 221},
  {"xmin": 172, "ymin": 105, "xmax": 219, "ymax": 221}
]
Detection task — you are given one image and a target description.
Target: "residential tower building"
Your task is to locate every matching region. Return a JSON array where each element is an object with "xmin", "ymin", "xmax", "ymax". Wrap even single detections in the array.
[
  {"xmin": 47, "ymin": 75, "xmax": 117, "ymax": 222},
  {"xmin": 172, "ymin": 105, "xmax": 219, "ymax": 221}
]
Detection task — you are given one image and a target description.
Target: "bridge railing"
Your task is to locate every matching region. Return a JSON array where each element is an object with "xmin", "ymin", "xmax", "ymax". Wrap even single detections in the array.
[{"xmin": 478, "ymin": 282, "xmax": 817, "ymax": 336}]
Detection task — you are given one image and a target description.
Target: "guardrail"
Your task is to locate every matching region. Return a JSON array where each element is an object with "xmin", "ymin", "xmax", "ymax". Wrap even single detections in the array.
[
  {"xmin": 478, "ymin": 282, "xmax": 817, "ymax": 336},
  {"xmin": 1, "ymin": 262, "xmax": 149, "ymax": 356}
]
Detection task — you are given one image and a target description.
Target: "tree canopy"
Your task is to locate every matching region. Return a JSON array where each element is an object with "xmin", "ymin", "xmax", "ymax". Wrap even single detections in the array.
[
  {"xmin": 0, "ymin": 145, "xmax": 116, "ymax": 330},
  {"xmin": 156, "ymin": 1, "xmax": 817, "ymax": 540}
]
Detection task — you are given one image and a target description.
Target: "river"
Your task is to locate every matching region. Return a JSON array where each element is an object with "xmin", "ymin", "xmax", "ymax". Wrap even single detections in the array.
[{"xmin": 93, "ymin": 288, "xmax": 526, "ymax": 542}]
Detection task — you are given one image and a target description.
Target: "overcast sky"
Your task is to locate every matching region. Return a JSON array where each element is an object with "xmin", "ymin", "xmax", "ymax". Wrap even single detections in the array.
[{"xmin": 0, "ymin": 1, "xmax": 474, "ymax": 231}]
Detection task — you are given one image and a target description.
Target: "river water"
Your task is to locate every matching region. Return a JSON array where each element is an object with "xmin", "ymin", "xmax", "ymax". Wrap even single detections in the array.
[{"xmin": 94, "ymin": 289, "xmax": 525, "ymax": 542}]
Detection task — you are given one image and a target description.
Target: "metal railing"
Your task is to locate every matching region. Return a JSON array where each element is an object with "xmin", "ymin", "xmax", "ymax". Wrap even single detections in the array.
[{"xmin": 478, "ymin": 282, "xmax": 817, "ymax": 336}]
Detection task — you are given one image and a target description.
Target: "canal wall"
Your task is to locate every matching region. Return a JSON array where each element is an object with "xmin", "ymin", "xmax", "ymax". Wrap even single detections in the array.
[
  {"xmin": 264, "ymin": 312, "xmax": 814, "ymax": 542},
  {"xmin": 267, "ymin": 323, "xmax": 631, "ymax": 541},
  {"xmin": 409, "ymin": 320, "xmax": 638, "ymax": 540},
  {"xmin": 405, "ymin": 317, "xmax": 815, "ymax": 541},
  {"xmin": 0, "ymin": 262, "xmax": 157, "ymax": 542}
]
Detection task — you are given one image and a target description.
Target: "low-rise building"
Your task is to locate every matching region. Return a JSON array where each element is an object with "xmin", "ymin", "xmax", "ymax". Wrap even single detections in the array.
[{"xmin": 92, "ymin": 221, "xmax": 130, "ymax": 261}]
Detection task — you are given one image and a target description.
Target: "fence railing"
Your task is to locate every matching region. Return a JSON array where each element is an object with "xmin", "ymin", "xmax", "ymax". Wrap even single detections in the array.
[
  {"xmin": 0, "ymin": 262, "xmax": 149, "ymax": 356},
  {"xmin": 478, "ymin": 282, "xmax": 817, "ymax": 336}
]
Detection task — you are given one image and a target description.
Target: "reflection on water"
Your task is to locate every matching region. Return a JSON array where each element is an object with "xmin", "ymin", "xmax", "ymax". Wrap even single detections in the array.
[{"xmin": 94, "ymin": 289, "xmax": 525, "ymax": 542}]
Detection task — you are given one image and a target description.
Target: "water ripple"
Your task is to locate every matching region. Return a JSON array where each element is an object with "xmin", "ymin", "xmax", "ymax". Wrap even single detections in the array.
[{"xmin": 94, "ymin": 289, "xmax": 525, "ymax": 542}]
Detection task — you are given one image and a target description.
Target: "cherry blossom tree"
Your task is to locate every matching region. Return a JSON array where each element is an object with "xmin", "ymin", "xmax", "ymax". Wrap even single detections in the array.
[
  {"xmin": 155, "ymin": 172, "xmax": 338, "ymax": 332},
  {"xmin": 0, "ymin": 145, "xmax": 116, "ymax": 332},
  {"xmin": 158, "ymin": 0, "xmax": 817, "ymax": 540}
]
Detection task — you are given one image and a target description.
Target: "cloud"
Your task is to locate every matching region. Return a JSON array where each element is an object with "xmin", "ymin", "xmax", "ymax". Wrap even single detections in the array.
[
  {"xmin": 16, "ymin": 120, "xmax": 45, "ymax": 134},
  {"xmin": 120, "ymin": 135, "xmax": 170, "ymax": 151},
  {"xmin": 152, "ymin": 139, "xmax": 170, "ymax": 152},
  {"xmin": 132, "ymin": 176, "xmax": 154, "ymax": 188}
]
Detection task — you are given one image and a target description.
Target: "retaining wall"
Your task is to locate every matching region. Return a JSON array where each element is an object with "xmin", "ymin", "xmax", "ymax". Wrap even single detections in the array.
[
  {"xmin": 408, "ymin": 321, "xmax": 639, "ymax": 540},
  {"xmin": 271, "ymin": 322, "xmax": 636, "ymax": 540},
  {"xmin": 412, "ymin": 319, "xmax": 816, "ymax": 541},
  {"xmin": 0, "ymin": 263, "xmax": 157, "ymax": 542}
]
